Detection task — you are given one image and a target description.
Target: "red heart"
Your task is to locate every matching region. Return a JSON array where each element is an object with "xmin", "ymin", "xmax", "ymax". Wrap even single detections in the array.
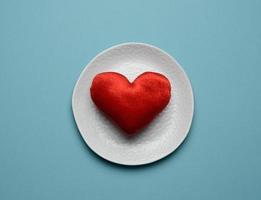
[{"xmin": 90, "ymin": 72, "xmax": 171, "ymax": 135}]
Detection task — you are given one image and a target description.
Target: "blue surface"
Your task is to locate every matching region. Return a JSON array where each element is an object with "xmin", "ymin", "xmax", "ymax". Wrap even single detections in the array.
[{"xmin": 1, "ymin": 0, "xmax": 261, "ymax": 199}]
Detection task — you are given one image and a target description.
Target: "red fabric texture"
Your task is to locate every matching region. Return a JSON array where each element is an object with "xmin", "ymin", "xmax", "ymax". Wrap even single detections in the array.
[{"xmin": 90, "ymin": 72, "xmax": 171, "ymax": 135}]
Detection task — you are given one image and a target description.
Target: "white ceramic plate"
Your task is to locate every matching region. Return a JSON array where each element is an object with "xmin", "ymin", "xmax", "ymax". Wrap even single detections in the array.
[{"xmin": 72, "ymin": 42, "xmax": 194, "ymax": 165}]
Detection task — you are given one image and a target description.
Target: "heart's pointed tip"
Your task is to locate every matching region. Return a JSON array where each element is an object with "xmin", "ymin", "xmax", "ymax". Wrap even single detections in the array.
[{"xmin": 120, "ymin": 127, "xmax": 138, "ymax": 135}]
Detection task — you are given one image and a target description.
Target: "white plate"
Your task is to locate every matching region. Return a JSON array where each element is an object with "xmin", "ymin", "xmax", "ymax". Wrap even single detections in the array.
[{"xmin": 72, "ymin": 42, "xmax": 194, "ymax": 166}]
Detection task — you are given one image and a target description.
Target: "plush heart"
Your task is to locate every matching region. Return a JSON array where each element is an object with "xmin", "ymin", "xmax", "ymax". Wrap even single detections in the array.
[{"xmin": 90, "ymin": 72, "xmax": 171, "ymax": 135}]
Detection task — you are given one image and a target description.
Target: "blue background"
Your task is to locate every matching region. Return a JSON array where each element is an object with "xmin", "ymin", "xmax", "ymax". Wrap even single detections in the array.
[{"xmin": 1, "ymin": 0, "xmax": 261, "ymax": 199}]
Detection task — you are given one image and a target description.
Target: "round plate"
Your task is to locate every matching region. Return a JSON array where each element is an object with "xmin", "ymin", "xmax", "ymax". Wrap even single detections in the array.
[{"xmin": 72, "ymin": 42, "xmax": 194, "ymax": 166}]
